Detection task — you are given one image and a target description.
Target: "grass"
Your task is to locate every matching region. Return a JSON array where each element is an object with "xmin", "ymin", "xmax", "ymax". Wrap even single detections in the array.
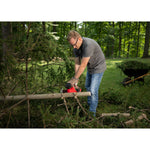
[
  {"xmin": 101, "ymin": 58, "xmax": 150, "ymax": 92},
  {"xmin": 100, "ymin": 59, "xmax": 124, "ymax": 93},
  {"xmin": 96, "ymin": 58, "xmax": 150, "ymax": 117}
]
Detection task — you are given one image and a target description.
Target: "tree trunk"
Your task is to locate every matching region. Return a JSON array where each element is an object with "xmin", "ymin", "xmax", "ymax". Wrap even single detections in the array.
[
  {"xmin": 127, "ymin": 42, "xmax": 130, "ymax": 58},
  {"xmin": 52, "ymin": 22, "xmax": 57, "ymax": 35},
  {"xmin": 42, "ymin": 22, "xmax": 46, "ymax": 33},
  {"xmin": 126, "ymin": 22, "xmax": 132, "ymax": 58},
  {"xmin": 98, "ymin": 22, "xmax": 102, "ymax": 45},
  {"xmin": 142, "ymin": 22, "xmax": 150, "ymax": 58},
  {"xmin": 136, "ymin": 22, "xmax": 140, "ymax": 57},
  {"xmin": 69, "ymin": 22, "xmax": 72, "ymax": 30},
  {"xmin": 74, "ymin": 22, "xmax": 77, "ymax": 30},
  {"xmin": 84, "ymin": 22, "xmax": 87, "ymax": 36},
  {"xmin": 123, "ymin": 37, "xmax": 126, "ymax": 57},
  {"xmin": 1, "ymin": 22, "xmax": 11, "ymax": 63},
  {"xmin": 118, "ymin": 22, "xmax": 122, "ymax": 58},
  {"xmin": 111, "ymin": 22, "xmax": 115, "ymax": 58}
]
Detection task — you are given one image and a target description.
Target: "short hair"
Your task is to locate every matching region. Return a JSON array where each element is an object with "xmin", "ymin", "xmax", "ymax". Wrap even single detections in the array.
[{"xmin": 67, "ymin": 30, "xmax": 81, "ymax": 41}]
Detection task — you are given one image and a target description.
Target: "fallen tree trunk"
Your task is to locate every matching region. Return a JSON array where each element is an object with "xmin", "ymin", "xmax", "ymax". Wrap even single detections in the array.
[
  {"xmin": 101, "ymin": 113, "xmax": 130, "ymax": 117},
  {"xmin": 0, "ymin": 92, "xmax": 91, "ymax": 101}
]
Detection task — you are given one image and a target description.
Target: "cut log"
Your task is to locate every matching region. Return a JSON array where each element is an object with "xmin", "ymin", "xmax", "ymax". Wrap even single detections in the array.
[
  {"xmin": 125, "ymin": 113, "xmax": 147, "ymax": 126},
  {"xmin": 101, "ymin": 113, "xmax": 130, "ymax": 117},
  {"xmin": 0, "ymin": 92, "xmax": 91, "ymax": 101}
]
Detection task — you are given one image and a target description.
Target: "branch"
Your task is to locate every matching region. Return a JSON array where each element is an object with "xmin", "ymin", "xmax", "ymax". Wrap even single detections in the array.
[
  {"xmin": 7, "ymin": 80, "xmax": 20, "ymax": 96},
  {"xmin": 0, "ymin": 87, "xmax": 5, "ymax": 99},
  {"xmin": 0, "ymin": 97, "xmax": 27, "ymax": 118}
]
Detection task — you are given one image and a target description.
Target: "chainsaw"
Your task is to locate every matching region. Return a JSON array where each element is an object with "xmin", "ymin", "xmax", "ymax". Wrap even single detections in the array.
[{"xmin": 60, "ymin": 83, "xmax": 81, "ymax": 93}]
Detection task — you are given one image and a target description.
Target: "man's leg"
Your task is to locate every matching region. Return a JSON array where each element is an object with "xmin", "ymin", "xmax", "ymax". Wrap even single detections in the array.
[
  {"xmin": 89, "ymin": 72, "xmax": 104, "ymax": 116},
  {"xmin": 85, "ymin": 71, "xmax": 91, "ymax": 106}
]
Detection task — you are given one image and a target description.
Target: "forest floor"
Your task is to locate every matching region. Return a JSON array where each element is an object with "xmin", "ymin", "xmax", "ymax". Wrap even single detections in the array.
[{"xmin": 0, "ymin": 58, "xmax": 150, "ymax": 128}]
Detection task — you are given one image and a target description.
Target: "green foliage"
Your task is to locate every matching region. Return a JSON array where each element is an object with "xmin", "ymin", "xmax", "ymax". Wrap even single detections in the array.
[
  {"xmin": 121, "ymin": 85, "xmax": 150, "ymax": 109},
  {"xmin": 38, "ymin": 103, "xmax": 53, "ymax": 127},
  {"xmin": 102, "ymin": 88, "xmax": 124, "ymax": 105},
  {"xmin": 3, "ymin": 57, "xmax": 150, "ymax": 128},
  {"xmin": 27, "ymin": 33, "xmax": 57, "ymax": 61}
]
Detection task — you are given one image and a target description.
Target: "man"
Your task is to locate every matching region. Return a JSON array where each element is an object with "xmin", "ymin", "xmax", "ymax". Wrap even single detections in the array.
[{"xmin": 67, "ymin": 30, "xmax": 106, "ymax": 116}]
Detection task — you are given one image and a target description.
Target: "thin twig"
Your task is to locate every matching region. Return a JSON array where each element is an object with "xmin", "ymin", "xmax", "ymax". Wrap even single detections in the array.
[
  {"xmin": 7, "ymin": 80, "xmax": 20, "ymax": 96},
  {"xmin": 0, "ymin": 87, "xmax": 5, "ymax": 100},
  {"xmin": 27, "ymin": 98, "xmax": 30, "ymax": 127},
  {"xmin": 80, "ymin": 116, "xmax": 103, "ymax": 124},
  {"xmin": 6, "ymin": 111, "xmax": 11, "ymax": 128},
  {"xmin": 74, "ymin": 93, "xmax": 87, "ymax": 115},
  {"xmin": 0, "ymin": 97, "xmax": 27, "ymax": 118},
  {"xmin": 26, "ymin": 51, "xmax": 30, "ymax": 128},
  {"xmin": 61, "ymin": 93, "xmax": 70, "ymax": 115},
  {"xmin": 128, "ymin": 106, "xmax": 150, "ymax": 113},
  {"xmin": 57, "ymin": 103, "xmax": 65, "ymax": 107}
]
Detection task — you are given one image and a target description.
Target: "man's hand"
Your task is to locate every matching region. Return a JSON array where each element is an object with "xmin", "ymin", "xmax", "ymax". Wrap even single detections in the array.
[{"xmin": 67, "ymin": 77, "xmax": 79, "ymax": 87}]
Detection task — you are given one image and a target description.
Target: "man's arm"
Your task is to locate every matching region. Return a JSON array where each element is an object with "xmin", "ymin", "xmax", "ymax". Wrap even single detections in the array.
[
  {"xmin": 67, "ymin": 57, "xmax": 90, "ymax": 86},
  {"xmin": 74, "ymin": 57, "xmax": 90, "ymax": 79},
  {"xmin": 75, "ymin": 57, "xmax": 80, "ymax": 73}
]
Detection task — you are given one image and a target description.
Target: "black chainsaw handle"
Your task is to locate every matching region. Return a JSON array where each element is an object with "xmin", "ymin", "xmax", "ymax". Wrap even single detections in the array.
[{"xmin": 65, "ymin": 83, "xmax": 72, "ymax": 89}]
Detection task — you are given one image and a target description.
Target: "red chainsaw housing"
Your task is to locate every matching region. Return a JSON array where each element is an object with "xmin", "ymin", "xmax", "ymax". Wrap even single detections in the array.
[{"xmin": 67, "ymin": 86, "xmax": 81, "ymax": 93}]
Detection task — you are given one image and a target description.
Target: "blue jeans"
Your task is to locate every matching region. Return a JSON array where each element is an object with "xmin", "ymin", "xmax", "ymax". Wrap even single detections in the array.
[{"xmin": 85, "ymin": 71, "xmax": 104, "ymax": 116}]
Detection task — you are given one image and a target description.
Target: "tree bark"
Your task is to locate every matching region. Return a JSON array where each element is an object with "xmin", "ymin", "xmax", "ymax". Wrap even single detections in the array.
[{"xmin": 142, "ymin": 22, "xmax": 150, "ymax": 58}]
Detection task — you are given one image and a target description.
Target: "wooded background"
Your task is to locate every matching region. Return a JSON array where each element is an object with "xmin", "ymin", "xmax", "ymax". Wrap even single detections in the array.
[
  {"xmin": 0, "ymin": 22, "xmax": 150, "ymax": 62},
  {"xmin": 0, "ymin": 21, "xmax": 150, "ymax": 96}
]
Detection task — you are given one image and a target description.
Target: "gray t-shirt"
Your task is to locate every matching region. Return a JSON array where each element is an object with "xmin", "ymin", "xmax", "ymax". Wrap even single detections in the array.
[{"xmin": 73, "ymin": 37, "xmax": 106, "ymax": 74}]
